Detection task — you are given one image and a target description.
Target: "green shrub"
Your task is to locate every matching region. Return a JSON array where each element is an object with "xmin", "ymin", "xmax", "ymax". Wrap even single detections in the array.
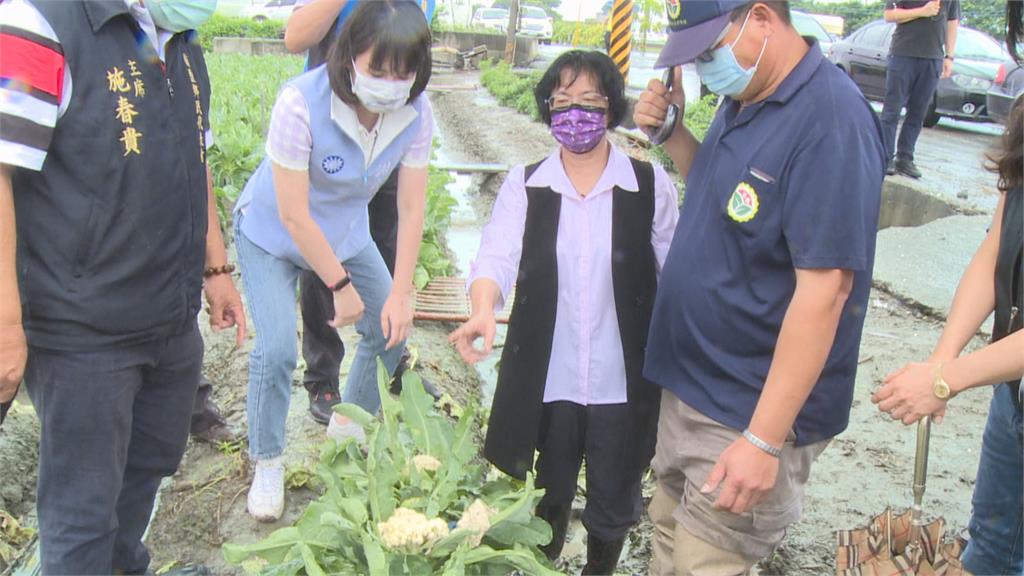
[
  {"xmin": 223, "ymin": 366, "xmax": 559, "ymax": 576},
  {"xmin": 197, "ymin": 14, "xmax": 285, "ymax": 51},
  {"xmin": 552, "ymin": 20, "xmax": 605, "ymax": 48},
  {"xmin": 479, "ymin": 60, "xmax": 541, "ymax": 121}
]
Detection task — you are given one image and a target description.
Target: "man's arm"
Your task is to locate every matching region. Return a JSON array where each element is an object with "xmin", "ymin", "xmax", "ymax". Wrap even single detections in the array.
[
  {"xmin": 885, "ymin": 0, "xmax": 940, "ymax": 23},
  {"xmin": 283, "ymin": 0, "xmax": 348, "ymax": 54},
  {"xmin": 702, "ymin": 268, "xmax": 853, "ymax": 513},
  {"xmin": 943, "ymin": 19, "xmax": 958, "ymax": 77},
  {"xmin": 0, "ymin": 165, "xmax": 27, "ymax": 403},
  {"xmin": 203, "ymin": 166, "xmax": 247, "ymax": 346}
]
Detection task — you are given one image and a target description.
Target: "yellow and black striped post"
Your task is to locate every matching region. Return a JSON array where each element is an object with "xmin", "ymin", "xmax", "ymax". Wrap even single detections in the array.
[{"xmin": 609, "ymin": 0, "xmax": 634, "ymax": 81}]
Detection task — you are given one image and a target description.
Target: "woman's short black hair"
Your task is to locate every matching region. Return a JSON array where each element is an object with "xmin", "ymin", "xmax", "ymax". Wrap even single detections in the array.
[
  {"xmin": 534, "ymin": 50, "xmax": 627, "ymax": 128},
  {"xmin": 326, "ymin": 0, "xmax": 432, "ymax": 107}
]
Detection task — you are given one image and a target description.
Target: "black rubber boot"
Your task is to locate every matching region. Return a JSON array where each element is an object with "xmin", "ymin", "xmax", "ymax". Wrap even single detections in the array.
[
  {"xmin": 536, "ymin": 502, "xmax": 572, "ymax": 561},
  {"xmin": 581, "ymin": 533, "xmax": 626, "ymax": 575}
]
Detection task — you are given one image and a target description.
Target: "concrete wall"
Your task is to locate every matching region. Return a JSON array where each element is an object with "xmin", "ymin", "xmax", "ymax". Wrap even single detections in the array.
[
  {"xmin": 213, "ymin": 37, "xmax": 290, "ymax": 57},
  {"xmin": 434, "ymin": 32, "xmax": 538, "ymax": 67}
]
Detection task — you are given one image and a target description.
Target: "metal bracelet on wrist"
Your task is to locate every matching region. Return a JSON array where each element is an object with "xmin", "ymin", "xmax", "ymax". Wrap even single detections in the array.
[{"xmin": 742, "ymin": 429, "xmax": 782, "ymax": 458}]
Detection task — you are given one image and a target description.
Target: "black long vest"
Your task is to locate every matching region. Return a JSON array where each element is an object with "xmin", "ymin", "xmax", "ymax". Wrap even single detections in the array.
[{"xmin": 484, "ymin": 156, "xmax": 663, "ymax": 480}]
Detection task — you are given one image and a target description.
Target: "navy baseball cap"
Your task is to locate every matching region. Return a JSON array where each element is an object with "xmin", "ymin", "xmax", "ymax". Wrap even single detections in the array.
[{"xmin": 656, "ymin": 0, "xmax": 750, "ymax": 68}]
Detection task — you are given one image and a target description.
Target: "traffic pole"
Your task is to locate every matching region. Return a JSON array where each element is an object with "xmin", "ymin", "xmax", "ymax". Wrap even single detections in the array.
[{"xmin": 608, "ymin": 0, "xmax": 633, "ymax": 81}]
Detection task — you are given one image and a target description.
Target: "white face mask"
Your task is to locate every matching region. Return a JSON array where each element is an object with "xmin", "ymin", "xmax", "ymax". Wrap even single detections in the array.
[{"xmin": 350, "ymin": 60, "xmax": 415, "ymax": 113}]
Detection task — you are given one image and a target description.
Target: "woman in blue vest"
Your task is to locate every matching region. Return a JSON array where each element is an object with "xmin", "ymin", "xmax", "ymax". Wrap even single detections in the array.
[
  {"xmin": 234, "ymin": 0, "xmax": 433, "ymax": 522},
  {"xmin": 450, "ymin": 51, "xmax": 679, "ymax": 573}
]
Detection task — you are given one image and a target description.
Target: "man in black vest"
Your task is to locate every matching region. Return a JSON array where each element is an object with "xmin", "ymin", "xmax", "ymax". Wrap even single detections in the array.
[{"xmin": 0, "ymin": 1, "xmax": 245, "ymax": 573}]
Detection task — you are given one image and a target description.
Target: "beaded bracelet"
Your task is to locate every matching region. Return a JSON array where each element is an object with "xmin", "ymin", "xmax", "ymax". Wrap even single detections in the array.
[{"xmin": 203, "ymin": 264, "xmax": 236, "ymax": 279}]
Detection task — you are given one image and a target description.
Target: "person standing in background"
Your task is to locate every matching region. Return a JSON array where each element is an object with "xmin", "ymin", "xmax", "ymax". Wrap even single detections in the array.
[
  {"xmin": 880, "ymin": 0, "xmax": 959, "ymax": 178},
  {"xmin": 284, "ymin": 0, "xmax": 439, "ymax": 426}
]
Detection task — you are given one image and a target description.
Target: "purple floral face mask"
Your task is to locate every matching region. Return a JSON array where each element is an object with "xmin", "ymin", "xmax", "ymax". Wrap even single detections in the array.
[{"xmin": 550, "ymin": 105, "xmax": 607, "ymax": 154}]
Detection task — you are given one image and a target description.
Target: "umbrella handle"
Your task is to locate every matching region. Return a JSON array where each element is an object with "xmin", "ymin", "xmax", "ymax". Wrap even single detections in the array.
[{"xmin": 909, "ymin": 415, "xmax": 932, "ymax": 545}]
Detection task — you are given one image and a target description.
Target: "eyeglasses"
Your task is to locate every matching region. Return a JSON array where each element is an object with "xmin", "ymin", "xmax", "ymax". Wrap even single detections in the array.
[{"xmin": 546, "ymin": 92, "xmax": 609, "ymax": 111}]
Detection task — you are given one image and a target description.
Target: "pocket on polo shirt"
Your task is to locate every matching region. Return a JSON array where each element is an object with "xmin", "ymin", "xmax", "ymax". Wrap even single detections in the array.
[{"xmin": 719, "ymin": 165, "xmax": 777, "ymax": 236}]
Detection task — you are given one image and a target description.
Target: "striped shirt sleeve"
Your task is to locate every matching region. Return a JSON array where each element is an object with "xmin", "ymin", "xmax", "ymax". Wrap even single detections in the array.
[{"xmin": 0, "ymin": 0, "xmax": 65, "ymax": 171}]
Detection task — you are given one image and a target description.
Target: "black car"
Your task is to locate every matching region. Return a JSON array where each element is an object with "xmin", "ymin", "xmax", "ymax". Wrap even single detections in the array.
[
  {"xmin": 829, "ymin": 20, "xmax": 1012, "ymax": 126},
  {"xmin": 986, "ymin": 62, "xmax": 1024, "ymax": 125}
]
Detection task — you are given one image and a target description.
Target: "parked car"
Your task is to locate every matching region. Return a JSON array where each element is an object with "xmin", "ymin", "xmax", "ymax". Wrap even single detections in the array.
[
  {"xmin": 987, "ymin": 62, "xmax": 1024, "ymax": 125},
  {"xmin": 242, "ymin": 0, "xmax": 296, "ymax": 22},
  {"xmin": 518, "ymin": 6, "xmax": 553, "ymax": 44},
  {"xmin": 791, "ymin": 10, "xmax": 834, "ymax": 56},
  {"xmin": 471, "ymin": 7, "xmax": 508, "ymax": 33},
  {"xmin": 830, "ymin": 20, "xmax": 1013, "ymax": 126}
]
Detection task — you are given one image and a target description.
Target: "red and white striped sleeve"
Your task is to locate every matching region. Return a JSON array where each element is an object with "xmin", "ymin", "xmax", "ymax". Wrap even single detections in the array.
[{"xmin": 0, "ymin": 0, "xmax": 65, "ymax": 171}]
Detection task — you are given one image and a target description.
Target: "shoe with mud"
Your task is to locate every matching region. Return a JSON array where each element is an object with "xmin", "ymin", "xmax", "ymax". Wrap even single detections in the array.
[
  {"xmin": 895, "ymin": 158, "xmax": 922, "ymax": 179},
  {"xmin": 307, "ymin": 382, "xmax": 342, "ymax": 426},
  {"xmin": 190, "ymin": 420, "xmax": 240, "ymax": 445},
  {"xmin": 247, "ymin": 458, "xmax": 285, "ymax": 523}
]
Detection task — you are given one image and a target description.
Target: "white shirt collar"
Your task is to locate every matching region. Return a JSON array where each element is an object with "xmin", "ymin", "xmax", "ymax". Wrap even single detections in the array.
[
  {"xmin": 124, "ymin": 0, "xmax": 174, "ymax": 62},
  {"xmin": 525, "ymin": 143, "xmax": 640, "ymax": 197},
  {"xmin": 330, "ymin": 93, "xmax": 419, "ymax": 167}
]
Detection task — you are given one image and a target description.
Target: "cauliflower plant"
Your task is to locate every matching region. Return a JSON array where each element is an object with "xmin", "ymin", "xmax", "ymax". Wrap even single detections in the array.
[
  {"xmin": 456, "ymin": 499, "xmax": 495, "ymax": 547},
  {"xmin": 377, "ymin": 507, "xmax": 450, "ymax": 553},
  {"xmin": 411, "ymin": 454, "xmax": 442, "ymax": 473}
]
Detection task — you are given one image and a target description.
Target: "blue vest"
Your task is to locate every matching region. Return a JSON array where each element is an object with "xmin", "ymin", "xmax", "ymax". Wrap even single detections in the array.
[{"xmin": 237, "ymin": 68, "xmax": 423, "ymax": 267}]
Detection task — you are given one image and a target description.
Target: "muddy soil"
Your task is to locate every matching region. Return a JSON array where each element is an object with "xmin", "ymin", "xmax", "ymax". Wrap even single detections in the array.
[{"xmin": 0, "ymin": 74, "xmax": 992, "ymax": 576}]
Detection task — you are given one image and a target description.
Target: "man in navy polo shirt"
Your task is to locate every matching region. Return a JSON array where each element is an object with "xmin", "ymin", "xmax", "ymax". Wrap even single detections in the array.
[{"xmin": 634, "ymin": 1, "xmax": 884, "ymax": 573}]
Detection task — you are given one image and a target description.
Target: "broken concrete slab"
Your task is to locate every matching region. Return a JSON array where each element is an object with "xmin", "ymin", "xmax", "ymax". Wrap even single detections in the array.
[{"xmin": 873, "ymin": 214, "xmax": 993, "ymax": 330}]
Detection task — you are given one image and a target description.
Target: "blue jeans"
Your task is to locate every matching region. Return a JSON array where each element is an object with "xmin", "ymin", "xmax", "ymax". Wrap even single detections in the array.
[
  {"xmin": 880, "ymin": 55, "xmax": 941, "ymax": 162},
  {"xmin": 962, "ymin": 383, "xmax": 1024, "ymax": 576},
  {"xmin": 235, "ymin": 214, "xmax": 404, "ymax": 460}
]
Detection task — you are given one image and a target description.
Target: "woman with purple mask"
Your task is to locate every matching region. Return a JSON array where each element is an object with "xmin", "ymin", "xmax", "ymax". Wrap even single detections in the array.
[{"xmin": 449, "ymin": 51, "xmax": 679, "ymax": 574}]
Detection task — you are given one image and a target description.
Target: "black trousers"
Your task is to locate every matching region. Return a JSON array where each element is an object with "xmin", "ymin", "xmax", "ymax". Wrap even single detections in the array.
[
  {"xmin": 299, "ymin": 167, "xmax": 400, "ymax": 390},
  {"xmin": 24, "ymin": 324, "xmax": 202, "ymax": 575},
  {"xmin": 535, "ymin": 401, "xmax": 645, "ymax": 541},
  {"xmin": 880, "ymin": 55, "xmax": 942, "ymax": 162}
]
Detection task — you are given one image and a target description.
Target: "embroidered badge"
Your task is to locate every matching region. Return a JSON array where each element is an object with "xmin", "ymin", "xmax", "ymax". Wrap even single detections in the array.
[
  {"xmin": 665, "ymin": 0, "xmax": 682, "ymax": 20},
  {"xmin": 322, "ymin": 155, "xmax": 345, "ymax": 174},
  {"xmin": 727, "ymin": 182, "xmax": 759, "ymax": 223}
]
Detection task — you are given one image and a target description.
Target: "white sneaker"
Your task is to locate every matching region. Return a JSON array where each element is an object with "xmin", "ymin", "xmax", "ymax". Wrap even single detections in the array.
[
  {"xmin": 247, "ymin": 457, "xmax": 285, "ymax": 522},
  {"xmin": 327, "ymin": 415, "xmax": 366, "ymax": 444}
]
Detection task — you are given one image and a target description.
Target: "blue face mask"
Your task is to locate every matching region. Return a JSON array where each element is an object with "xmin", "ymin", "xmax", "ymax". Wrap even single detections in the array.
[
  {"xmin": 695, "ymin": 11, "xmax": 768, "ymax": 98},
  {"xmin": 146, "ymin": 0, "xmax": 217, "ymax": 32}
]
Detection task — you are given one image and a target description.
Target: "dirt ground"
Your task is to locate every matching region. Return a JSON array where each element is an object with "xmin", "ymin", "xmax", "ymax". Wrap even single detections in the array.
[{"xmin": 0, "ymin": 75, "xmax": 993, "ymax": 576}]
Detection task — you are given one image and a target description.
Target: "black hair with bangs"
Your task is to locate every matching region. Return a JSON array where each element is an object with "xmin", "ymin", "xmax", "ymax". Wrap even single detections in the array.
[
  {"xmin": 534, "ymin": 50, "xmax": 627, "ymax": 128},
  {"xmin": 327, "ymin": 0, "xmax": 432, "ymax": 106}
]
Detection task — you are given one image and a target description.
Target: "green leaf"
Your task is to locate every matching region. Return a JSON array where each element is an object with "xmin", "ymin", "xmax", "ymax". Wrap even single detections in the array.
[
  {"xmin": 298, "ymin": 543, "xmax": 327, "ymax": 576},
  {"xmin": 427, "ymin": 528, "xmax": 474, "ymax": 558},
  {"xmin": 484, "ymin": 515, "xmax": 552, "ymax": 547},
  {"xmin": 441, "ymin": 551, "xmax": 467, "ymax": 576},
  {"xmin": 462, "ymin": 544, "xmax": 561, "ymax": 576},
  {"xmin": 400, "ymin": 371, "xmax": 437, "ymax": 456},
  {"xmin": 222, "ymin": 527, "xmax": 304, "ymax": 565},
  {"xmin": 362, "ymin": 533, "xmax": 387, "ymax": 576}
]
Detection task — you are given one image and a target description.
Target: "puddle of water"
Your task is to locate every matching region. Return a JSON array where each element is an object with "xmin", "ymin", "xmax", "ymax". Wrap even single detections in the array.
[{"xmin": 442, "ymin": 169, "xmax": 504, "ymax": 405}]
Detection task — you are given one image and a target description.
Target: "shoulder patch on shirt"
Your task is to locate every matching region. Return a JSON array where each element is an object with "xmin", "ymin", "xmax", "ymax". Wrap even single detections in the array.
[
  {"xmin": 322, "ymin": 154, "xmax": 344, "ymax": 174},
  {"xmin": 727, "ymin": 182, "xmax": 759, "ymax": 223}
]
